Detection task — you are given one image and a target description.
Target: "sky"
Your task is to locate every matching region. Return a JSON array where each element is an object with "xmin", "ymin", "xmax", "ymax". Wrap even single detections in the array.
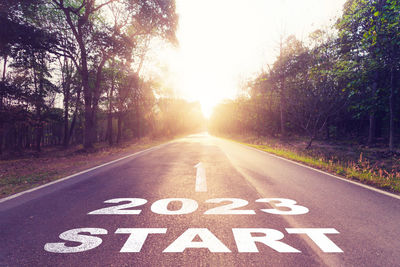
[{"xmin": 147, "ymin": 0, "xmax": 347, "ymax": 118}]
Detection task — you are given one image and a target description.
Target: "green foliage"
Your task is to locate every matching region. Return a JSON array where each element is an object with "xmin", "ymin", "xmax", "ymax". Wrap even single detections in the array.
[
  {"xmin": 0, "ymin": 0, "xmax": 184, "ymax": 154},
  {"xmin": 211, "ymin": 0, "xmax": 399, "ymax": 150}
]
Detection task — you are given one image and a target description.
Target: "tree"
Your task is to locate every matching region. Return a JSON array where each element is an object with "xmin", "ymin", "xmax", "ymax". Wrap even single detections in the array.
[
  {"xmin": 270, "ymin": 35, "xmax": 307, "ymax": 138},
  {"xmin": 337, "ymin": 0, "xmax": 400, "ymax": 149},
  {"xmin": 58, "ymin": 55, "xmax": 81, "ymax": 148},
  {"xmin": 367, "ymin": 0, "xmax": 400, "ymax": 150},
  {"xmin": 0, "ymin": 1, "xmax": 61, "ymax": 152},
  {"xmin": 11, "ymin": 46, "xmax": 59, "ymax": 151},
  {"xmin": 50, "ymin": 0, "xmax": 177, "ymax": 149},
  {"xmin": 291, "ymin": 32, "xmax": 349, "ymax": 148}
]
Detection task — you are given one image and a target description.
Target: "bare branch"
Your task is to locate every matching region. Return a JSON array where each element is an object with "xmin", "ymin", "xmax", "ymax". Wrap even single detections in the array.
[{"xmin": 92, "ymin": 0, "xmax": 119, "ymax": 12}]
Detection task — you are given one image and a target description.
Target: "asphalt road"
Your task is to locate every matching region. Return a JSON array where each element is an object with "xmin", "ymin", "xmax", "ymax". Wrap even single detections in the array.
[{"xmin": 1, "ymin": 133, "xmax": 400, "ymax": 267}]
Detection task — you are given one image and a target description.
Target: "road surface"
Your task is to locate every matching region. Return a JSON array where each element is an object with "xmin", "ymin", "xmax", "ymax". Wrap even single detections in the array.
[{"xmin": 1, "ymin": 133, "xmax": 399, "ymax": 267}]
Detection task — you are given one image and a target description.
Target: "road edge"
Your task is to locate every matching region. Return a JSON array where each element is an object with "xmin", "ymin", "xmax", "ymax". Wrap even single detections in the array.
[
  {"xmin": 0, "ymin": 140, "xmax": 174, "ymax": 204},
  {"xmin": 219, "ymin": 137, "xmax": 400, "ymax": 200}
]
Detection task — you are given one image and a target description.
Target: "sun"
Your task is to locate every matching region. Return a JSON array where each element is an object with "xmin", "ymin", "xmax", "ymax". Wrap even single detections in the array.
[
  {"xmin": 199, "ymin": 98, "xmax": 216, "ymax": 119},
  {"xmin": 152, "ymin": 0, "xmax": 347, "ymax": 121}
]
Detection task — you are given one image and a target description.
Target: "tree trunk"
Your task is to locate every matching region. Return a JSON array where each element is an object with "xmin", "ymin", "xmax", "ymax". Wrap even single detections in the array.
[
  {"xmin": 135, "ymin": 94, "xmax": 140, "ymax": 138},
  {"xmin": 92, "ymin": 59, "xmax": 107, "ymax": 145},
  {"xmin": 80, "ymin": 40, "xmax": 94, "ymax": 149},
  {"xmin": 32, "ymin": 55, "xmax": 43, "ymax": 153},
  {"xmin": 0, "ymin": 117, "xmax": 3, "ymax": 155},
  {"xmin": 92, "ymin": 105, "xmax": 98, "ymax": 143},
  {"xmin": 279, "ymin": 76, "xmax": 286, "ymax": 138},
  {"xmin": 279, "ymin": 37, "xmax": 286, "ymax": 138},
  {"xmin": 0, "ymin": 54, "xmax": 6, "ymax": 155},
  {"xmin": 62, "ymin": 57, "xmax": 72, "ymax": 148},
  {"xmin": 35, "ymin": 121, "xmax": 43, "ymax": 152},
  {"xmin": 69, "ymin": 113, "xmax": 76, "ymax": 144},
  {"xmin": 325, "ymin": 118, "xmax": 330, "ymax": 140},
  {"xmin": 68, "ymin": 85, "xmax": 82, "ymax": 145},
  {"xmin": 18, "ymin": 125, "xmax": 24, "ymax": 149},
  {"xmin": 389, "ymin": 67, "xmax": 395, "ymax": 151},
  {"xmin": 36, "ymin": 87, "xmax": 43, "ymax": 152},
  {"xmin": 107, "ymin": 60, "xmax": 115, "ymax": 146},
  {"xmin": 82, "ymin": 65, "xmax": 96, "ymax": 149},
  {"xmin": 367, "ymin": 113, "xmax": 376, "ymax": 146},
  {"xmin": 367, "ymin": 81, "xmax": 378, "ymax": 146},
  {"xmin": 63, "ymin": 88, "xmax": 70, "ymax": 148},
  {"xmin": 83, "ymin": 101, "xmax": 94, "ymax": 149},
  {"xmin": 117, "ymin": 113, "xmax": 122, "ymax": 144},
  {"xmin": 280, "ymin": 101, "xmax": 286, "ymax": 137},
  {"xmin": 25, "ymin": 127, "xmax": 31, "ymax": 149},
  {"xmin": 107, "ymin": 111, "xmax": 113, "ymax": 145},
  {"xmin": 306, "ymin": 135, "xmax": 315, "ymax": 149},
  {"xmin": 84, "ymin": 101, "xmax": 94, "ymax": 149}
]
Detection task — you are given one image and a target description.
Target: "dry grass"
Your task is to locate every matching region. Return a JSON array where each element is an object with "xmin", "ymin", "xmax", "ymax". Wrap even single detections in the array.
[{"xmin": 0, "ymin": 136, "xmax": 173, "ymax": 198}]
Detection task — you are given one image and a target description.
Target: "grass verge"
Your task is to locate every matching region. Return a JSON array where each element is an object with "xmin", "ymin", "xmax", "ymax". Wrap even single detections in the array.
[{"xmin": 223, "ymin": 135, "xmax": 400, "ymax": 194}]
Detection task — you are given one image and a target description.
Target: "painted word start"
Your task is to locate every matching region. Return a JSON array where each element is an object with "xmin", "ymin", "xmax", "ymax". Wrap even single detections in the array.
[
  {"xmin": 44, "ymin": 198, "xmax": 343, "ymax": 254},
  {"xmin": 44, "ymin": 228, "xmax": 343, "ymax": 253}
]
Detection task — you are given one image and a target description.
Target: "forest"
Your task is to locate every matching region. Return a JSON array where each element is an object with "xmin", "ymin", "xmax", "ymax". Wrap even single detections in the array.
[
  {"xmin": 0, "ymin": 0, "xmax": 204, "ymax": 156},
  {"xmin": 1, "ymin": 0, "xmax": 399, "ymax": 157},
  {"xmin": 210, "ymin": 0, "xmax": 400, "ymax": 151}
]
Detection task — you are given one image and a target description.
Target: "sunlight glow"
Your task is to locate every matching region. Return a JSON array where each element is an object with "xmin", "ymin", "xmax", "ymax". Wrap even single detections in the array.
[{"xmin": 149, "ymin": 0, "xmax": 347, "ymax": 118}]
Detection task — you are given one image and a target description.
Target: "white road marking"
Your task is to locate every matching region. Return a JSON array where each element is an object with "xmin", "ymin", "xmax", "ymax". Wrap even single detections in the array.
[
  {"xmin": 256, "ymin": 198, "xmax": 309, "ymax": 215},
  {"xmin": 286, "ymin": 228, "xmax": 343, "ymax": 253},
  {"xmin": 151, "ymin": 198, "xmax": 199, "ymax": 215},
  {"xmin": 44, "ymin": 228, "xmax": 107, "ymax": 253},
  {"xmin": 163, "ymin": 228, "xmax": 231, "ymax": 253},
  {"xmin": 194, "ymin": 162, "xmax": 207, "ymax": 192},
  {"xmin": 88, "ymin": 198, "xmax": 147, "ymax": 215},
  {"xmin": 232, "ymin": 228, "xmax": 300, "ymax": 253},
  {"xmin": 116, "ymin": 228, "xmax": 167, "ymax": 252},
  {"xmin": 204, "ymin": 198, "xmax": 256, "ymax": 214},
  {"xmin": 45, "ymin": 227, "xmax": 343, "ymax": 253}
]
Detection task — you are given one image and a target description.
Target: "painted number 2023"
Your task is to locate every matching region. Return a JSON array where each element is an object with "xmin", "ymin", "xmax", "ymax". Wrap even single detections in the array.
[{"xmin": 88, "ymin": 198, "xmax": 309, "ymax": 216}]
